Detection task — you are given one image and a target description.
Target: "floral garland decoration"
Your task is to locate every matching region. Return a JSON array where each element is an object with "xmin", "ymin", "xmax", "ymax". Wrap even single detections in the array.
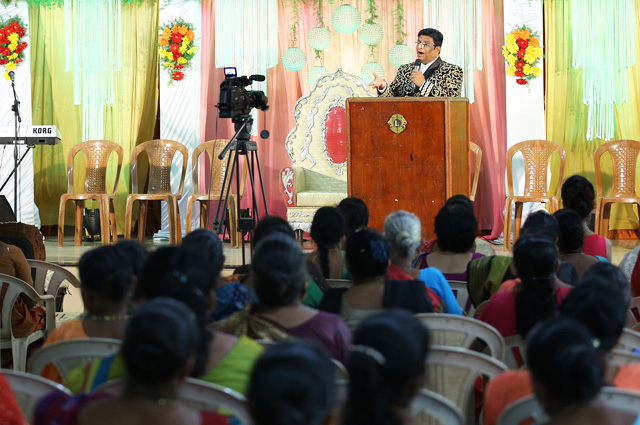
[
  {"xmin": 158, "ymin": 18, "xmax": 198, "ymax": 84},
  {"xmin": 502, "ymin": 25, "xmax": 543, "ymax": 86},
  {"xmin": 0, "ymin": 17, "xmax": 28, "ymax": 81}
]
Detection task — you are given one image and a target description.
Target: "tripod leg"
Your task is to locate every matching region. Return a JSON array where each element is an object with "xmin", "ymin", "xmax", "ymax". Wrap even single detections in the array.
[
  {"xmin": 245, "ymin": 154, "xmax": 260, "ymax": 222},
  {"xmin": 253, "ymin": 150, "xmax": 270, "ymax": 216}
]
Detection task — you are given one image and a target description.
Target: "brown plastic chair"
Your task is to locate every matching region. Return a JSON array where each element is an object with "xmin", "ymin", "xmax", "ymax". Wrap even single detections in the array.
[
  {"xmin": 185, "ymin": 140, "xmax": 246, "ymax": 248},
  {"xmin": 124, "ymin": 139, "xmax": 188, "ymax": 245},
  {"xmin": 504, "ymin": 140, "xmax": 566, "ymax": 250},
  {"xmin": 57, "ymin": 140, "xmax": 123, "ymax": 247},
  {"xmin": 594, "ymin": 140, "xmax": 640, "ymax": 237},
  {"xmin": 469, "ymin": 142, "xmax": 482, "ymax": 202}
]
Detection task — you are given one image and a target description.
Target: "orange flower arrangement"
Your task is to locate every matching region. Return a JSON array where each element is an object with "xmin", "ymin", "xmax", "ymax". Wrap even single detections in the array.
[
  {"xmin": 502, "ymin": 25, "xmax": 543, "ymax": 86},
  {"xmin": 158, "ymin": 18, "xmax": 197, "ymax": 84}
]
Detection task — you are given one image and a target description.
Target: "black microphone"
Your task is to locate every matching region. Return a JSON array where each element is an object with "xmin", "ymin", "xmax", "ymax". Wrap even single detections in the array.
[
  {"xmin": 413, "ymin": 59, "xmax": 421, "ymax": 90},
  {"xmin": 8, "ymin": 71, "xmax": 15, "ymax": 82}
]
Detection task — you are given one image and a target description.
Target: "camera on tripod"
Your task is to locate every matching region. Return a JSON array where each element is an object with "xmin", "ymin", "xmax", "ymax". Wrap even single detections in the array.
[{"xmin": 217, "ymin": 67, "xmax": 269, "ymax": 122}]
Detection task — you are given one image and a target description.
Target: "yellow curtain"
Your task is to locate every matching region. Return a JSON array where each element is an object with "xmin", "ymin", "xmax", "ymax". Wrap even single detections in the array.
[
  {"xmin": 29, "ymin": 2, "xmax": 159, "ymax": 231},
  {"xmin": 544, "ymin": 0, "xmax": 640, "ymax": 230}
]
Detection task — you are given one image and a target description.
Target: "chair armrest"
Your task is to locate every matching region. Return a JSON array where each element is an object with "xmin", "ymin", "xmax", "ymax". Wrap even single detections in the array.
[{"xmin": 280, "ymin": 167, "xmax": 306, "ymax": 207}]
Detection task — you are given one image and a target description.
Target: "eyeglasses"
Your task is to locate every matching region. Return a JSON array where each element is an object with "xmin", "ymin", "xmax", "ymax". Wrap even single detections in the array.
[{"xmin": 415, "ymin": 41, "xmax": 434, "ymax": 49}]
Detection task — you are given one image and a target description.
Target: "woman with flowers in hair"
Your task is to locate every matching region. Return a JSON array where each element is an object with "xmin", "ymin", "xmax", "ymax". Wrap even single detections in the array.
[{"xmin": 319, "ymin": 229, "xmax": 432, "ymax": 333}]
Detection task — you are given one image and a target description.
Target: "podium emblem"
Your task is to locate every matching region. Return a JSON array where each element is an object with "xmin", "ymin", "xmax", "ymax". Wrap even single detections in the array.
[{"xmin": 387, "ymin": 114, "xmax": 407, "ymax": 134}]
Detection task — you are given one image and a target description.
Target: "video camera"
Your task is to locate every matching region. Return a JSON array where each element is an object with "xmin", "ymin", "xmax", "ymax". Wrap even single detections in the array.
[{"xmin": 217, "ymin": 67, "xmax": 269, "ymax": 123}]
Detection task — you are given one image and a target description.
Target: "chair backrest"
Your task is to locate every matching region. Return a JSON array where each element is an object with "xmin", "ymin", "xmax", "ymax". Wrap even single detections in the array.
[
  {"xmin": 594, "ymin": 140, "xmax": 640, "ymax": 198},
  {"xmin": 425, "ymin": 346, "xmax": 508, "ymax": 416},
  {"xmin": 469, "ymin": 142, "xmax": 482, "ymax": 202},
  {"xmin": 192, "ymin": 139, "xmax": 248, "ymax": 198},
  {"xmin": 506, "ymin": 140, "xmax": 566, "ymax": 197},
  {"xmin": 411, "ymin": 389, "xmax": 465, "ymax": 425},
  {"xmin": 27, "ymin": 338, "xmax": 122, "ymax": 379},
  {"xmin": 497, "ymin": 387, "xmax": 640, "ymax": 425},
  {"xmin": 473, "ymin": 299, "xmax": 490, "ymax": 318},
  {"xmin": 1, "ymin": 368, "xmax": 72, "ymax": 421},
  {"xmin": 27, "ymin": 259, "xmax": 81, "ymax": 300},
  {"xmin": 504, "ymin": 335, "xmax": 526, "ymax": 370},
  {"xmin": 415, "ymin": 313, "xmax": 505, "ymax": 361},
  {"xmin": 629, "ymin": 296, "xmax": 640, "ymax": 324},
  {"xmin": 0, "ymin": 273, "xmax": 55, "ymax": 343},
  {"xmin": 66, "ymin": 140, "xmax": 124, "ymax": 195},
  {"xmin": 130, "ymin": 139, "xmax": 189, "ymax": 196},
  {"xmin": 326, "ymin": 279, "xmax": 353, "ymax": 289},
  {"xmin": 607, "ymin": 349, "xmax": 640, "ymax": 367},
  {"xmin": 447, "ymin": 280, "xmax": 474, "ymax": 315},
  {"xmin": 95, "ymin": 378, "xmax": 252, "ymax": 425},
  {"xmin": 615, "ymin": 328, "xmax": 640, "ymax": 352}
]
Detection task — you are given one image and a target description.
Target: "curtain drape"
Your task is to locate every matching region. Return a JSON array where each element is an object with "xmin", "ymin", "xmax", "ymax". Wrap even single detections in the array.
[{"xmin": 30, "ymin": 2, "xmax": 159, "ymax": 230}]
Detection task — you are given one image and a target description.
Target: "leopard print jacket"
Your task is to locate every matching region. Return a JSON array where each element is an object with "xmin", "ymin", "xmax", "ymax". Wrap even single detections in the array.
[{"xmin": 379, "ymin": 58, "xmax": 463, "ymax": 98}]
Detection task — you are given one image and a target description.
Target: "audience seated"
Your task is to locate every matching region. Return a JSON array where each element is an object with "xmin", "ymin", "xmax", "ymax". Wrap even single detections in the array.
[
  {"xmin": 414, "ymin": 201, "xmax": 484, "ymax": 282},
  {"xmin": 554, "ymin": 209, "xmax": 601, "ymax": 278},
  {"xmin": 40, "ymin": 243, "xmax": 142, "ymax": 383},
  {"xmin": 343, "ymin": 310, "xmax": 430, "ymax": 425},
  {"xmin": 182, "ymin": 229, "xmax": 257, "ymax": 321},
  {"xmin": 0, "ymin": 372, "xmax": 26, "ymax": 425},
  {"xmin": 562, "ymin": 175, "xmax": 612, "ymax": 262},
  {"xmin": 581, "ymin": 262, "xmax": 631, "ymax": 304},
  {"xmin": 65, "ymin": 246, "xmax": 263, "ymax": 396},
  {"xmin": 617, "ymin": 247, "xmax": 640, "ymax": 298},
  {"xmin": 337, "ymin": 197, "xmax": 369, "ymax": 237},
  {"xmin": 34, "ymin": 298, "xmax": 230, "ymax": 425},
  {"xmin": 484, "ymin": 276, "xmax": 635, "ymax": 425},
  {"xmin": 478, "ymin": 235, "xmax": 571, "ymax": 338},
  {"xmin": 307, "ymin": 207, "xmax": 350, "ymax": 280},
  {"xmin": 383, "ymin": 210, "xmax": 461, "ymax": 314},
  {"xmin": 319, "ymin": 229, "xmax": 433, "ymax": 332},
  {"xmin": 528, "ymin": 317, "xmax": 637, "ymax": 425},
  {"xmin": 0, "ymin": 240, "xmax": 46, "ymax": 344},
  {"xmin": 216, "ymin": 234, "xmax": 351, "ymax": 364},
  {"xmin": 248, "ymin": 341, "xmax": 337, "ymax": 425}
]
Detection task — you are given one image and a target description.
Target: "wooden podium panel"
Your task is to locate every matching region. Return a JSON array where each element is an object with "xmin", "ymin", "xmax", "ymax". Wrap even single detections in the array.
[{"xmin": 346, "ymin": 97, "xmax": 469, "ymax": 238}]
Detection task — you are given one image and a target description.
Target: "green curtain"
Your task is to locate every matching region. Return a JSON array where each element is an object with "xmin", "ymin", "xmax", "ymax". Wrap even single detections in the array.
[
  {"xmin": 544, "ymin": 0, "xmax": 640, "ymax": 230},
  {"xmin": 29, "ymin": 2, "xmax": 159, "ymax": 231}
]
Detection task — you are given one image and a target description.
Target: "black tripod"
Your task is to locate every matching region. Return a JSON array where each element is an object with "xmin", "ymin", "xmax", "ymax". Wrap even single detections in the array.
[{"xmin": 214, "ymin": 114, "xmax": 269, "ymax": 264}]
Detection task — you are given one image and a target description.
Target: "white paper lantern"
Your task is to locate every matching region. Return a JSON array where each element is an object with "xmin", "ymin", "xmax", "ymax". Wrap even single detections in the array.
[
  {"xmin": 282, "ymin": 47, "xmax": 306, "ymax": 71},
  {"xmin": 332, "ymin": 4, "xmax": 361, "ymax": 35},
  {"xmin": 389, "ymin": 44, "xmax": 414, "ymax": 68},
  {"xmin": 308, "ymin": 66, "xmax": 330, "ymax": 87},
  {"xmin": 360, "ymin": 23, "xmax": 383, "ymax": 46},
  {"xmin": 307, "ymin": 27, "xmax": 332, "ymax": 51},
  {"xmin": 360, "ymin": 62, "xmax": 385, "ymax": 84}
]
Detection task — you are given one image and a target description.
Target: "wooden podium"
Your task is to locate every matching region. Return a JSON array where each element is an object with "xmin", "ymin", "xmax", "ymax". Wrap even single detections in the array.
[{"xmin": 346, "ymin": 97, "xmax": 469, "ymax": 238}]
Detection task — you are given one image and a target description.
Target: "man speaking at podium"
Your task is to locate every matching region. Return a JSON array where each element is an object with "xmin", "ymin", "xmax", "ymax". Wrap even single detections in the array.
[{"xmin": 369, "ymin": 28, "xmax": 463, "ymax": 98}]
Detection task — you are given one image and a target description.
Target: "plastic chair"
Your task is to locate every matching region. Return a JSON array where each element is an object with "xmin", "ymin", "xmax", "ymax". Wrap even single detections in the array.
[
  {"xmin": 497, "ymin": 387, "xmax": 640, "ymax": 425},
  {"xmin": 447, "ymin": 280, "xmax": 474, "ymax": 316},
  {"xmin": 0, "ymin": 273, "xmax": 56, "ymax": 371},
  {"xmin": 469, "ymin": 142, "xmax": 482, "ymax": 202},
  {"xmin": 607, "ymin": 349, "xmax": 640, "ymax": 367},
  {"xmin": 473, "ymin": 300, "xmax": 490, "ymax": 318},
  {"xmin": 27, "ymin": 259, "xmax": 81, "ymax": 311},
  {"xmin": 594, "ymin": 140, "xmax": 640, "ymax": 237},
  {"xmin": 415, "ymin": 313, "xmax": 505, "ymax": 361},
  {"xmin": 57, "ymin": 140, "xmax": 123, "ymax": 247},
  {"xmin": 124, "ymin": 139, "xmax": 188, "ymax": 245},
  {"xmin": 615, "ymin": 328, "xmax": 640, "ymax": 352},
  {"xmin": 185, "ymin": 140, "xmax": 246, "ymax": 248},
  {"xmin": 27, "ymin": 338, "xmax": 122, "ymax": 380},
  {"xmin": 95, "ymin": 378, "xmax": 252, "ymax": 425},
  {"xmin": 504, "ymin": 140, "xmax": 566, "ymax": 250},
  {"xmin": 424, "ymin": 346, "xmax": 508, "ymax": 421},
  {"xmin": 504, "ymin": 335, "xmax": 526, "ymax": 370},
  {"xmin": 628, "ymin": 297, "xmax": 640, "ymax": 328},
  {"xmin": 325, "ymin": 279, "xmax": 353, "ymax": 289},
  {"xmin": 1, "ymin": 368, "xmax": 72, "ymax": 421},
  {"xmin": 411, "ymin": 389, "xmax": 465, "ymax": 425}
]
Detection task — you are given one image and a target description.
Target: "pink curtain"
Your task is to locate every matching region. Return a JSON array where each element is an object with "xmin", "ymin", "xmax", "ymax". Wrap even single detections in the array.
[
  {"xmin": 469, "ymin": 0, "xmax": 507, "ymax": 238},
  {"xmin": 199, "ymin": 0, "xmax": 506, "ymax": 236}
]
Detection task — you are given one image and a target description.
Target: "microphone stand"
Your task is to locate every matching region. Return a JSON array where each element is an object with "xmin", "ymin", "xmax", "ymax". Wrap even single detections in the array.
[{"xmin": 10, "ymin": 76, "xmax": 22, "ymax": 220}]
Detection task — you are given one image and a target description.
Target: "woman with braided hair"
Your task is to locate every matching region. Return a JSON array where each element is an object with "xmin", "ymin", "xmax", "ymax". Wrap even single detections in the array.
[{"xmin": 307, "ymin": 207, "xmax": 350, "ymax": 280}]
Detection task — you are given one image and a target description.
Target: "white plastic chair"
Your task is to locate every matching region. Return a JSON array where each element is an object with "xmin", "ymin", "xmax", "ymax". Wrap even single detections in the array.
[
  {"xmin": 504, "ymin": 335, "xmax": 527, "ymax": 370},
  {"xmin": 411, "ymin": 389, "xmax": 465, "ymax": 425},
  {"xmin": 497, "ymin": 387, "xmax": 640, "ymax": 425},
  {"xmin": 27, "ymin": 259, "xmax": 81, "ymax": 304},
  {"xmin": 615, "ymin": 328, "xmax": 640, "ymax": 352},
  {"xmin": 1, "ymin": 368, "xmax": 72, "ymax": 421},
  {"xmin": 447, "ymin": 280, "xmax": 474, "ymax": 316},
  {"xmin": 415, "ymin": 313, "xmax": 505, "ymax": 361},
  {"xmin": 27, "ymin": 338, "xmax": 122, "ymax": 380},
  {"xmin": 95, "ymin": 378, "xmax": 253, "ymax": 424},
  {"xmin": 0, "ymin": 273, "xmax": 56, "ymax": 371},
  {"xmin": 607, "ymin": 349, "xmax": 640, "ymax": 367},
  {"xmin": 425, "ymin": 346, "xmax": 508, "ymax": 423}
]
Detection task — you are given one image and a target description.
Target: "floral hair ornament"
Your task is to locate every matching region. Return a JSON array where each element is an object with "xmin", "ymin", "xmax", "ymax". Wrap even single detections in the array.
[
  {"xmin": 349, "ymin": 344, "xmax": 386, "ymax": 365},
  {"xmin": 593, "ymin": 338, "xmax": 601, "ymax": 349},
  {"xmin": 370, "ymin": 240, "xmax": 388, "ymax": 262}
]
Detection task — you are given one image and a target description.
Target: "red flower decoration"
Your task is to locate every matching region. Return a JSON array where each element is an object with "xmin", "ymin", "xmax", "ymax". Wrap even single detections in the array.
[
  {"xmin": 10, "ymin": 21, "xmax": 19, "ymax": 28},
  {"xmin": 516, "ymin": 78, "xmax": 527, "ymax": 85},
  {"xmin": 0, "ymin": 59, "xmax": 7, "ymax": 65},
  {"xmin": 171, "ymin": 33, "xmax": 183, "ymax": 43},
  {"xmin": 172, "ymin": 71, "xmax": 184, "ymax": 81},
  {"xmin": 515, "ymin": 60, "xmax": 525, "ymax": 69},
  {"xmin": 1, "ymin": 48, "xmax": 10, "ymax": 56},
  {"xmin": 15, "ymin": 58, "xmax": 22, "ymax": 63},
  {"xmin": 516, "ymin": 38, "xmax": 529, "ymax": 48},
  {"xmin": 514, "ymin": 70, "xmax": 525, "ymax": 77},
  {"xmin": 170, "ymin": 43, "xmax": 180, "ymax": 54},
  {"xmin": 517, "ymin": 50, "xmax": 525, "ymax": 59},
  {"xmin": 176, "ymin": 64, "xmax": 184, "ymax": 69}
]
